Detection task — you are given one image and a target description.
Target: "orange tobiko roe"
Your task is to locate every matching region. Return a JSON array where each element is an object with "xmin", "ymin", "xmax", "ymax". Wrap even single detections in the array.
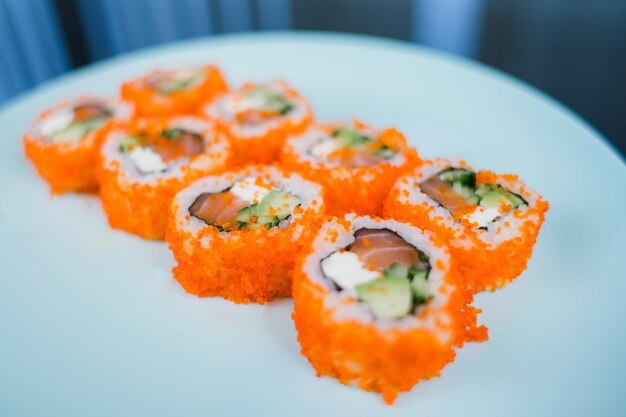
[
  {"xmin": 281, "ymin": 121, "xmax": 421, "ymax": 216},
  {"xmin": 166, "ymin": 187, "xmax": 325, "ymax": 304},
  {"xmin": 97, "ymin": 119, "xmax": 232, "ymax": 240},
  {"xmin": 292, "ymin": 218, "xmax": 487, "ymax": 404},
  {"xmin": 208, "ymin": 82, "xmax": 314, "ymax": 165},
  {"xmin": 383, "ymin": 170, "xmax": 550, "ymax": 292},
  {"xmin": 23, "ymin": 100, "xmax": 127, "ymax": 194},
  {"xmin": 121, "ymin": 65, "xmax": 228, "ymax": 117}
]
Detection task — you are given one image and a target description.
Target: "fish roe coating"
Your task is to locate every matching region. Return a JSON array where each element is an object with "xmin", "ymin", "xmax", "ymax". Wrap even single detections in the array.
[
  {"xmin": 121, "ymin": 65, "xmax": 228, "ymax": 117},
  {"xmin": 97, "ymin": 118, "xmax": 233, "ymax": 240},
  {"xmin": 383, "ymin": 160, "xmax": 550, "ymax": 292},
  {"xmin": 206, "ymin": 81, "xmax": 314, "ymax": 165},
  {"xmin": 281, "ymin": 121, "xmax": 421, "ymax": 216},
  {"xmin": 292, "ymin": 215, "xmax": 487, "ymax": 404},
  {"xmin": 23, "ymin": 98, "xmax": 129, "ymax": 194},
  {"xmin": 166, "ymin": 166, "xmax": 326, "ymax": 303}
]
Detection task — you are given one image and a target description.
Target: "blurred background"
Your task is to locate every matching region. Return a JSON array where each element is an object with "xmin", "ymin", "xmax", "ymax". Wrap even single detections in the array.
[{"xmin": 0, "ymin": 0, "xmax": 624, "ymax": 155}]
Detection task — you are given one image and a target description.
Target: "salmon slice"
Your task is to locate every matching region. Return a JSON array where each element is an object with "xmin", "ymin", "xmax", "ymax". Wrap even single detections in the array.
[
  {"xmin": 177, "ymin": 131, "xmax": 204, "ymax": 155},
  {"xmin": 419, "ymin": 176, "xmax": 469, "ymax": 215},
  {"xmin": 150, "ymin": 130, "xmax": 204, "ymax": 163},
  {"xmin": 348, "ymin": 228, "xmax": 419, "ymax": 272},
  {"xmin": 189, "ymin": 191, "xmax": 250, "ymax": 230},
  {"xmin": 73, "ymin": 103, "xmax": 111, "ymax": 122}
]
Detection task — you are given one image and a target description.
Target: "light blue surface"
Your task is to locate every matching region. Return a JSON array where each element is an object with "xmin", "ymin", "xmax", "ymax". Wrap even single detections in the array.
[{"xmin": 0, "ymin": 33, "xmax": 625, "ymax": 417}]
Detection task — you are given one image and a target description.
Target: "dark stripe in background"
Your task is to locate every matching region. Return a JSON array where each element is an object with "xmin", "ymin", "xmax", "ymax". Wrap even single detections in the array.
[{"xmin": 19, "ymin": 0, "xmax": 626, "ymax": 154}]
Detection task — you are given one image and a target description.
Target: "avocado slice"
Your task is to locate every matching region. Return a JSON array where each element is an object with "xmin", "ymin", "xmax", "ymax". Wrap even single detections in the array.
[
  {"xmin": 355, "ymin": 276, "xmax": 413, "ymax": 319},
  {"xmin": 256, "ymin": 190, "xmax": 301, "ymax": 222}
]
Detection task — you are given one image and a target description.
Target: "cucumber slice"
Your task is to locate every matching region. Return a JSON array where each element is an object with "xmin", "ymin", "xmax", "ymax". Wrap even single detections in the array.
[
  {"xmin": 374, "ymin": 144, "xmax": 396, "ymax": 160},
  {"xmin": 383, "ymin": 263, "xmax": 409, "ymax": 279},
  {"xmin": 47, "ymin": 115, "xmax": 108, "ymax": 144},
  {"xmin": 256, "ymin": 190, "xmax": 301, "ymax": 221},
  {"xmin": 161, "ymin": 128, "xmax": 185, "ymax": 140},
  {"xmin": 507, "ymin": 192, "xmax": 527, "ymax": 208},
  {"xmin": 477, "ymin": 184, "xmax": 527, "ymax": 209},
  {"xmin": 479, "ymin": 190, "xmax": 509, "ymax": 208},
  {"xmin": 410, "ymin": 274, "xmax": 430, "ymax": 303},
  {"xmin": 451, "ymin": 181, "xmax": 478, "ymax": 203},
  {"xmin": 158, "ymin": 72, "xmax": 205, "ymax": 94},
  {"xmin": 439, "ymin": 168, "xmax": 476, "ymax": 187},
  {"xmin": 355, "ymin": 276, "xmax": 413, "ymax": 319},
  {"xmin": 49, "ymin": 123, "xmax": 88, "ymax": 144},
  {"xmin": 408, "ymin": 266, "xmax": 429, "ymax": 281},
  {"xmin": 332, "ymin": 127, "xmax": 372, "ymax": 147},
  {"xmin": 119, "ymin": 135, "xmax": 142, "ymax": 153},
  {"xmin": 236, "ymin": 204, "xmax": 257, "ymax": 224},
  {"xmin": 245, "ymin": 88, "xmax": 293, "ymax": 114}
]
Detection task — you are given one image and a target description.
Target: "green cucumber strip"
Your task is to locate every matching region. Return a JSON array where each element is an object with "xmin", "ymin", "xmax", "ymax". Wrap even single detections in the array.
[
  {"xmin": 374, "ymin": 145, "xmax": 396, "ymax": 160},
  {"xmin": 245, "ymin": 88, "xmax": 293, "ymax": 115},
  {"xmin": 410, "ymin": 275, "xmax": 430, "ymax": 303},
  {"xmin": 236, "ymin": 204, "xmax": 257, "ymax": 224},
  {"xmin": 332, "ymin": 127, "xmax": 372, "ymax": 147},
  {"xmin": 439, "ymin": 168, "xmax": 476, "ymax": 187},
  {"xmin": 384, "ymin": 263, "xmax": 409, "ymax": 279},
  {"xmin": 161, "ymin": 128, "xmax": 185, "ymax": 140},
  {"xmin": 119, "ymin": 135, "xmax": 142, "ymax": 152},
  {"xmin": 256, "ymin": 190, "xmax": 301, "ymax": 221}
]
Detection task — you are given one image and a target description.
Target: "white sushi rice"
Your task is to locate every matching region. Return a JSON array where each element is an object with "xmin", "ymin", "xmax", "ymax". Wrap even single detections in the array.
[
  {"xmin": 301, "ymin": 214, "xmax": 454, "ymax": 343},
  {"xmin": 285, "ymin": 122, "xmax": 409, "ymax": 169},
  {"xmin": 100, "ymin": 116, "xmax": 228, "ymax": 184},
  {"xmin": 171, "ymin": 166, "xmax": 323, "ymax": 245},
  {"xmin": 392, "ymin": 158, "xmax": 544, "ymax": 248},
  {"xmin": 204, "ymin": 80, "xmax": 310, "ymax": 138}
]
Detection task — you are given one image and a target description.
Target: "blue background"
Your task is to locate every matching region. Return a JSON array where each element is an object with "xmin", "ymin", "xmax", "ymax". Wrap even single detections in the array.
[{"xmin": 1, "ymin": 0, "xmax": 624, "ymax": 155}]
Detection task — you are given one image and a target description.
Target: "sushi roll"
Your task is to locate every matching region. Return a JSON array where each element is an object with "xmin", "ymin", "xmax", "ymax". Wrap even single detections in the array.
[
  {"xmin": 23, "ymin": 96, "xmax": 132, "ymax": 194},
  {"xmin": 166, "ymin": 165, "xmax": 324, "ymax": 304},
  {"xmin": 281, "ymin": 120, "xmax": 420, "ymax": 216},
  {"xmin": 204, "ymin": 81, "xmax": 313, "ymax": 164},
  {"xmin": 383, "ymin": 159, "xmax": 549, "ymax": 292},
  {"xmin": 292, "ymin": 214, "xmax": 487, "ymax": 404},
  {"xmin": 98, "ymin": 116, "xmax": 232, "ymax": 240},
  {"xmin": 121, "ymin": 65, "xmax": 228, "ymax": 117}
]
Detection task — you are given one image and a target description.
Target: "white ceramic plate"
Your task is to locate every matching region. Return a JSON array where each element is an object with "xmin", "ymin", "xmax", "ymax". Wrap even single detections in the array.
[{"xmin": 1, "ymin": 33, "xmax": 625, "ymax": 417}]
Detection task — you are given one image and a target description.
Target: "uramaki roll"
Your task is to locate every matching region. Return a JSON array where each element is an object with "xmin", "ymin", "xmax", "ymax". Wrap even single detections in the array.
[
  {"xmin": 281, "ymin": 120, "xmax": 420, "ymax": 216},
  {"xmin": 383, "ymin": 159, "xmax": 549, "ymax": 292},
  {"xmin": 203, "ymin": 80, "xmax": 313, "ymax": 164},
  {"xmin": 292, "ymin": 214, "xmax": 487, "ymax": 404},
  {"xmin": 121, "ymin": 65, "xmax": 228, "ymax": 117},
  {"xmin": 23, "ymin": 96, "xmax": 132, "ymax": 194},
  {"xmin": 98, "ymin": 116, "xmax": 231, "ymax": 240},
  {"xmin": 166, "ymin": 165, "xmax": 324, "ymax": 304}
]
